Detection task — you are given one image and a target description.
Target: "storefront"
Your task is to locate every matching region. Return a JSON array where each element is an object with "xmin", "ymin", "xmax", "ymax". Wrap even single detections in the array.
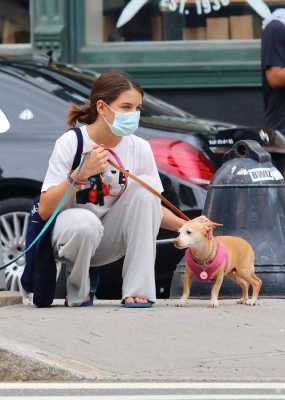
[
  {"xmin": 0, "ymin": 0, "xmax": 30, "ymax": 52},
  {"xmin": 0, "ymin": 0, "xmax": 284, "ymax": 125}
]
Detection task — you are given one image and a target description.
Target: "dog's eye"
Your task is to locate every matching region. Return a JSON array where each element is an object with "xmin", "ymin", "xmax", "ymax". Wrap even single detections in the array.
[{"xmin": 186, "ymin": 230, "xmax": 192, "ymax": 235}]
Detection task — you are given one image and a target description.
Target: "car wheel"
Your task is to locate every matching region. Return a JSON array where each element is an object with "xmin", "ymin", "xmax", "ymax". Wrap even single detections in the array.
[{"xmin": 0, "ymin": 198, "xmax": 33, "ymax": 291}]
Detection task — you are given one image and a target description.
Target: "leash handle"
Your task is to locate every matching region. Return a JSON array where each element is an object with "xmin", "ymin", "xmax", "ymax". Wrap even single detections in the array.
[{"xmin": 107, "ymin": 159, "xmax": 190, "ymax": 222}]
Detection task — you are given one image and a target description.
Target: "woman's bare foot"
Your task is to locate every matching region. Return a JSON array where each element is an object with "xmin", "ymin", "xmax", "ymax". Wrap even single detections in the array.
[{"xmin": 124, "ymin": 296, "xmax": 148, "ymax": 304}]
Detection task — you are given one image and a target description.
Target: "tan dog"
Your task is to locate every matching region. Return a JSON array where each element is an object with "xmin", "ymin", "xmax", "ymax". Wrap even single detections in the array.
[{"xmin": 175, "ymin": 220, "xmax": 262, "ymax": 308}]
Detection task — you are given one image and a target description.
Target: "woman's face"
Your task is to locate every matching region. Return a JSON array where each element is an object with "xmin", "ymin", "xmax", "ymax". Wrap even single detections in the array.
[{"xmin": 98, "ymin": 88, "xmax": 143, "ymax": 124}]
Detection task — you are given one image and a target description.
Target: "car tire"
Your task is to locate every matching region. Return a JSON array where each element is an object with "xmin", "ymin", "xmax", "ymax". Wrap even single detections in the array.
[
  {"xmin": 0, "ymin": 197, "xmax": 33, "ymax": 292},
  {"xmin": 0, "ymin": 197, "xmax": 33, "ymax": 215}
]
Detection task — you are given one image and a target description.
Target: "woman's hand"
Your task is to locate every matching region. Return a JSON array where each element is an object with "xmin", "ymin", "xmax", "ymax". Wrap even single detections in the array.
[
  {"xmin": 71, "ymin": 144, "xmax": 109, "ymax": 181},
  {"xmin": 191, "ymin": 215, "xmax": 210, "ymax": 224},
  {"xmin": 176, "ymin": 215, "xmax": 210, "ymax": 231}
]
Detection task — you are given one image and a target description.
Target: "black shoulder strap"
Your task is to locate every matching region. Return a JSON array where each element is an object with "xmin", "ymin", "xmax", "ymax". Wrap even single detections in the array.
[{"xmin": 72, "ymin": 127, "xmax": 83, "ymax": 170}]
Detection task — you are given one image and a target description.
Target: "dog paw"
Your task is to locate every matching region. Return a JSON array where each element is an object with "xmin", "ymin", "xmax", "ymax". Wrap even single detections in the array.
[
  {"xmin": 176, "ymin": 299, "xmax": 188, "ymax": 307},
  {"xmin": 209, "ymin": 299, "xmax": 219, "ymax": 308},
  {"xmin": 237, "ymin": 298, "xmax": 248, "ymax": 305},
  {"xmin": 245, "ymin": 298, "xmax": 258, "ymax": 306}
]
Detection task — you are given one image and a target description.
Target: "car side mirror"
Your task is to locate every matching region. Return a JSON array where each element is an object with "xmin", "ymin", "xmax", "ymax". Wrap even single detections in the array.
[{"xmin": 0, "ymin": 110, "xmax": 10, "ymax": 134}]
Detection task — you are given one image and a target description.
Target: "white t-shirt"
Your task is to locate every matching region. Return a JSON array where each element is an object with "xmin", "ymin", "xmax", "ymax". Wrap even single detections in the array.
[{"xmin": 41, "ymin": 125, "xmax": 163, "ymax": 218}]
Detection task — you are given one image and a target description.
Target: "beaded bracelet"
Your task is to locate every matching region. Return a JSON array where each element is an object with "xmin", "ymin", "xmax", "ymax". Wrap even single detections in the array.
[{"xmin": 68, "ymin": 173, "xmax": 89, "ymax": 187}]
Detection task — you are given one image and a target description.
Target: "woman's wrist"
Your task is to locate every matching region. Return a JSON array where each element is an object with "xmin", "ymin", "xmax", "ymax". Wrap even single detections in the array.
[
  {"xmin": 70, "ymin": 168, "xmax": 80, "ymax": 180},
  {"xmin": 176, "ymin": 218, "xmax": 187, "ymax": 232},
  {"xmin": 68, "ymin": 174, "xmax": 80, "ymax": 187},
  {"xmin": 68, "ymin": 170, "xmax": 88, "ymax": 186}
]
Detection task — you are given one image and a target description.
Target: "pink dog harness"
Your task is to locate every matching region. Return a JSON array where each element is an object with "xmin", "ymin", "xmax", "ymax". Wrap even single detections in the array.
[{"xmin": 185, "ymin": 240, "xmax": 229, "ymax": 282}]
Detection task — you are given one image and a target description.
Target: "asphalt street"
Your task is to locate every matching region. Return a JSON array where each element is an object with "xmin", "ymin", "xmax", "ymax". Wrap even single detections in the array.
[{"xmin": 0, "ymin": 298, "xmax": 285, "ymax": 382}]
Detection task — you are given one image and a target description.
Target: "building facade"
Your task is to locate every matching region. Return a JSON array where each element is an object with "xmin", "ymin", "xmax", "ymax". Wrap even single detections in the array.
[{"xmin": 0, "ymin": 0, "xmax": 284, "ymax": 126}]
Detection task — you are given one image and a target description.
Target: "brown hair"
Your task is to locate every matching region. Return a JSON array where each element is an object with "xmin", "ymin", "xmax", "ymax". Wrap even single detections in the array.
[{"xmin": 67, "ymin": 69, "xmax": 144, "ymax": 128}]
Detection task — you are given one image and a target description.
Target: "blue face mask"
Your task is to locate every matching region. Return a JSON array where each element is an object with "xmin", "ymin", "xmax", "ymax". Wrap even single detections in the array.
[{"xmin": 103, "ymin": 103, "xmax": 140, "ymax": 136}]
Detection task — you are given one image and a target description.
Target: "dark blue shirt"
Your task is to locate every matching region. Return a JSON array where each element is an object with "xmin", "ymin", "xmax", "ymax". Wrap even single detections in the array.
[{"xmin": 261, "ymin": 20, "xmax": 285, "ymax": 133}]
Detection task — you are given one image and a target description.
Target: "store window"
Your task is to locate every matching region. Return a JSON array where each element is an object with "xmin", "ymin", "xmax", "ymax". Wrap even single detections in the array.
[
  {"xmin": 0, "ymin": 0, "xmax": 30, "ymax": 44},
  {"xmin": 85, "ymin": 0, "xmax": 283, "ymax": 43}
]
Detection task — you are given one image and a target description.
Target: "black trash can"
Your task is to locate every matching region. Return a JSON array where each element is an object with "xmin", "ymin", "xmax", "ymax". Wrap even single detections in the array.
[{"xmin": 170, "ymin": 140, "xmax": 285, "ymax": 298}]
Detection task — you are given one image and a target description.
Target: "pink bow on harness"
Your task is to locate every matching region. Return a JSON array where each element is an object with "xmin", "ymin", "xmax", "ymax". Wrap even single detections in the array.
[{"xmin": 185, "ymin": 240, "xmax": 229, "ymax": 282}]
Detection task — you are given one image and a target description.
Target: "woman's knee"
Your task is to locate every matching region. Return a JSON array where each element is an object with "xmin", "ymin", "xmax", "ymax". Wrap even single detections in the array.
[{"xmin": 54, "ymin": 208, "xmax": 104, "ymax": 243}]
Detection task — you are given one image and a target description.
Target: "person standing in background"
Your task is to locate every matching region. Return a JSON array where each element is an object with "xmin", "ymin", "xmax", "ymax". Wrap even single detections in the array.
[{"xmin": 261, "ymin": 9, "xmax": 285, "ymax": 134}]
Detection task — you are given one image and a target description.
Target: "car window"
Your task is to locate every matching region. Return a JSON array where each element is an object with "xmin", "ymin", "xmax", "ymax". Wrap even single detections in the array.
[
  {"xmin": 9, "ymin": 63, "xmax": 191, "ymax": 119},
  {"xmin": 51, "ymin": 66, "xmax": 193, "ymax": 119},
  {"xmin": 0, "ymin": 70, "xmax": 70, "ymax": 135},
  {"xmin": 0, "ymin": 63, "xmax": 193, "ymax": 127},
  {"xmin": 1, "ymin": 64, "xmax": 90, "ymax": 103},
  {"xmin": 142, "ymin": 94, "xmax": 193, "ymax": 118}
]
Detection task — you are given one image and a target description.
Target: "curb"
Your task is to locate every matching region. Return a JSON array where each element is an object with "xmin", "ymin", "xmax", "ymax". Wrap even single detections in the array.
[
  {"xmin": 0, "ymin": 337, "xmax": 109, "ymax": 381},
  {"xmin": 0, "ymin": 291, "xmax": 22, "ymax": 307}
]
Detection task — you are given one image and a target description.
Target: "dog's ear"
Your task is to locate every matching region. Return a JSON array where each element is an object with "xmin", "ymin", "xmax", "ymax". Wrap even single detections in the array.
[
  {"xmin": 208, "ymin": 220, "xmax": 223, "ymax": 229},
  {"xmin": 203, "ymin": 226, "xmax": 214, "ymax": 240},
  {"xmin": 203, "ymin": 220, "xmax": 222, "ymax": 240},
  {"xmin": 193, "ymin": 216, "xmax": 223, "ymax": 229}
]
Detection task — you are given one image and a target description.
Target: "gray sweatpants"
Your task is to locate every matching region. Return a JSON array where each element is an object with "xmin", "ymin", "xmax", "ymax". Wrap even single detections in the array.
[{"xmin": 51, "ymin": 175, "xmax": 162, "ymax": 306}]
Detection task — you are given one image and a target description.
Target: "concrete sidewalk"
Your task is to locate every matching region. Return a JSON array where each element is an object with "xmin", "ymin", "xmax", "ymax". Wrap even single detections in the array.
[{"xmin": 0, "ymin": 299, "xmax": 285, "ymax": 381}]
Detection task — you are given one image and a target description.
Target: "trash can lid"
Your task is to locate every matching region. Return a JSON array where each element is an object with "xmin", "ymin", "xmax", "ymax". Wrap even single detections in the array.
[
  {"xmin": 210, "ymin": 140, "xmax": 285, "ymax": 186},
  {"xmin": 210, "ymin": 157, "xmax": 285, "ymax": 186}
]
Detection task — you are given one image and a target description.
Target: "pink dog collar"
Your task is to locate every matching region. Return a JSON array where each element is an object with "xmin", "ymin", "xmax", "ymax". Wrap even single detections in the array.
[{"xmin": 185, "ymin": 240, "xmax": 229, "ymax": 282}]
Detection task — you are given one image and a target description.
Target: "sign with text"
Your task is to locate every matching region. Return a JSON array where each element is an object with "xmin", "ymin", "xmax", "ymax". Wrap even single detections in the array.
[{"xmin": 117, "ymin": 0, "xmax": 271, "ymax": 28}]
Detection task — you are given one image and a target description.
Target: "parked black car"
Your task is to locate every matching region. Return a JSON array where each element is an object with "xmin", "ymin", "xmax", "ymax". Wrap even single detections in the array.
[{"xmin": 1, "ymin": 57, "xmax": 285, "ymax": 298}]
